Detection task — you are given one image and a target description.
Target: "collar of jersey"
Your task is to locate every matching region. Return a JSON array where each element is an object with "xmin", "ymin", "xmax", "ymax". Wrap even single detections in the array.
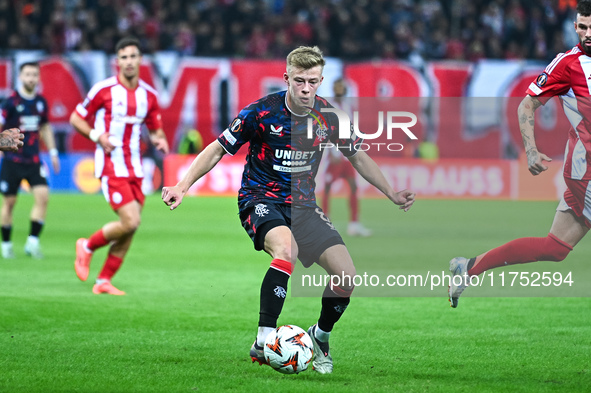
[
  {"xmin": 285, "ymin": 93, "xmax": 313, "ymax": 118},
  {"xmin": 116, "ymin": 75, "xmax": 139, "ymax": 91},
  {"xmin": 17, "ymin": 88, "xmax": 36, "ymax": 100}
]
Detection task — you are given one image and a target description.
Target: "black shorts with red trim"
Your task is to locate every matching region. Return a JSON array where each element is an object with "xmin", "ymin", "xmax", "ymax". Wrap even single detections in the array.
[{"xmin": 240, "ymin": 202, "xmax": 345, "ymax": 267}]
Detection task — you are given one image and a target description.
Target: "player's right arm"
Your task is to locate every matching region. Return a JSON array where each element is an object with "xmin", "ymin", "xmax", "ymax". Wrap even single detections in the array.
[
  {"xmin": 161, "ymin": 141, "xmax": 226, "ymax": 210},
  {"xmin": 69, "ymin": 111, "xmax": 115, "ymax": 154},
  {"xmin": 517, "ymin": 95, "xmax": 551, "ymax": 176},
  {"xmin": 0, "ymin": 128, "xmax": 24, "ymax": 152},
  {"xmin": 0, "ymin": 98, "xmax": 24, "ymax": 152},
  {"xmin": 521, "ymin": 51, "xmax": 575, "ymax": 176}
]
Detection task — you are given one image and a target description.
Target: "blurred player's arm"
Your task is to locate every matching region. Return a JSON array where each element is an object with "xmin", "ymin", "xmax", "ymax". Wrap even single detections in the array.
[
  {"xmin": 39, "ymin": 122, "xmax": 60, "ymax": 173},
  {"xmin": 161, "ymin": 141, "xmax": 227, "ymax": 210},
  {"xmin": 517, "ymin": 94, "xmax": 551, "ymax": 176},
  {"xmin": 0, "ymin": 104, "xmax": 24, "ymax": 152},
  {"xmin": 347, "ymin": 150, "xmax": 415, "ymax": 212},
  {"xmin": 148, "ymin": 128, "xmax": 169, "ymax": 154},
  {"xmin": 69, "ymin": 111, "xmax": 115, "ymax": 154},
  {"xmin": 0, "ymin": 128, "xmax": 24, "ymax": 152}
]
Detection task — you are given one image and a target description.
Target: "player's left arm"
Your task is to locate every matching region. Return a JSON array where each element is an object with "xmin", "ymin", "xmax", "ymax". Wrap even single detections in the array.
[
  {"xmin": 39, "ymin": 122, "xmax": 60, "ymax": 173},
  {"xmin": 148, "ymin": 128, "xmax": 169, "ymax": 154},
  {"xmin": 347, "ymin": 151, "xmax": 415, "ymax": 212}
]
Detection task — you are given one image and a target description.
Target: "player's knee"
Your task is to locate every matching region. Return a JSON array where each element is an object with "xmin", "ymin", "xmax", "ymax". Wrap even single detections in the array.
[
  {"xmin": 3, "ymin": 198, "xmax": 16, "ymax": 210},
  {"xmin": 121, "ymin": 216, "xmax": 141, "ymax": 234},
  {"xmin": 331, "ymin": 268, "xmax": 356, "ymax": 294},
  {"xmin": 542, "ymin": 235, "xmax": 572, "ymax": 262},
  {"xmin": 268, "ymin": 239, "xmax": 297, "ymax": 264}
]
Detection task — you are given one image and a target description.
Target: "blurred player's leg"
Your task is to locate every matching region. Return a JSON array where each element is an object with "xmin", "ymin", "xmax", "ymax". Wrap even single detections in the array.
[
  {"xmin": 25, "ymin": 185, "xmax": 49, "ymax": 258},
  {"xmin": 322, "ymin": 183, "xmax": 331, "ymax": 216},
  {"xmin": 345, "ymin": 175, "xmax": 372, "ymax": 237},
  {"xmin": 1, "ymin": 195, "xmax": 16, "ymax": 259},
  {"xmin": 91, "ymin": 201, "xmax": 141, "ymax": 295},
  {"xmin": 449, "ymin": 210, "xmax": 585, "ymax": 308}
]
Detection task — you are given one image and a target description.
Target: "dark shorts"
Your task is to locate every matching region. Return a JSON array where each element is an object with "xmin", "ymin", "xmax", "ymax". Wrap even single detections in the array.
[
  {"xmin": 240, "ymin": 202, "xmax": 345, "ymax": 268},
  {"xmin": 0, "ymin": 160, "xmax": 48, "ymax": 195}
]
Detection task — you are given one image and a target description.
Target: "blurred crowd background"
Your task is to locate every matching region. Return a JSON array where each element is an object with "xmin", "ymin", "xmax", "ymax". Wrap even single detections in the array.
[{"xmin": 0, "ymin": 0, "xmax": 582, "ymax": 61}]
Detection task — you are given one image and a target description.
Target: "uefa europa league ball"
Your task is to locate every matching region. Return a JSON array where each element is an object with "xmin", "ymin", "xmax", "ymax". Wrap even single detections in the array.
[{"xmin": 263, "ymin": 325, "xmax": 314, "ymax": 374}]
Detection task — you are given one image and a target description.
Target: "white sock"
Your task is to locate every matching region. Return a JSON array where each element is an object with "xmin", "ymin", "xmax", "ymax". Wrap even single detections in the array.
[
  {"xmin": 314, "ymin": 325, "xmax": 331, "ymax": 343},
  {"xmin": 256, "ymin": 326, "xmax": 275, "ymax": 347},
  {"xmin": 83, "ymin": 240, "xmax": 93, "ymax": 254},
  {"xmin": 27, "ymin": 236, "xmax": 39, "ymax": 245},
  {"xmin": 95, "ymin": 278, "xmax": 109, "ymax": 285}
]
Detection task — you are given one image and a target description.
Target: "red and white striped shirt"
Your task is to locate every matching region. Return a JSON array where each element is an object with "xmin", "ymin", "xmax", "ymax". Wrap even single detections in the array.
[
  {"xmin": 527, "ymin": 43, "xmax": 591, "ymax": 180},
  {"xmin": 75, "ymin": 75, "xmax": 162, "ymax": 178}
]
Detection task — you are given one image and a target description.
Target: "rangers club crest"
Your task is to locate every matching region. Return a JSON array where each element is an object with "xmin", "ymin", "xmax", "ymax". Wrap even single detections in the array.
[
  {"xmin": 315, "ymin": 125, "xmax": 328, "ymax": 142},
  {"xmin": 255, "ymin": 203, "xmax": 269, "ymax": 217}
]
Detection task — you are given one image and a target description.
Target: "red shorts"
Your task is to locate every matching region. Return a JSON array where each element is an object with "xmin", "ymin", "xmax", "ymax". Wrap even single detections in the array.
[
  {"xmin": 325, "ymin": 160, "xmax": 355, "ymax": 183},
  {"xmin": 557, "ymin": 178, "xmax": 591, "ymax": 228},
  {"xmin": 101, "ymin": 176, "xmax": 145, "ymax": 211}
]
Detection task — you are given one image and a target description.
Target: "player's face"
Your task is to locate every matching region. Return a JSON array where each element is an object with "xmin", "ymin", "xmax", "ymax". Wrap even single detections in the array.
[
  {"xmin": 284, "ymin": 65, "xmax": 324, "ymax": 114},
  {"xmin": 19, "ymin": 65, "xmax": 39, "ymax": 93},
  {"xmin": 333, "ymin": 80, "xmax": 346, "ymax": 97},
  {"xmin": 117, "ymin": 45, "xmax": 142, "ymax": 80},
  {"xmin": 575, "ymin": 14, "xmax": 591, "ymax": 55}
]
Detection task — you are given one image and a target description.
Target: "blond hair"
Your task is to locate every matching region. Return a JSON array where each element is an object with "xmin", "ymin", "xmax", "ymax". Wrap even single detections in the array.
[{"xmin": 286, "ymin": 46, "xmax": 326, "ymax": 73}]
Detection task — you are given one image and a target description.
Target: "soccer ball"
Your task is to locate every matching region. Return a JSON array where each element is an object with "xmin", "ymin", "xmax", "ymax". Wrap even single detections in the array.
[{"xmin": 263, "ymin": 325, "xmax": 314, "ymax": 374}]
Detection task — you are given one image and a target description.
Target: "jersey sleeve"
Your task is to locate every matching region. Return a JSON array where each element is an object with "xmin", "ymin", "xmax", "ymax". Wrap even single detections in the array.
[
  {"xmin": 0, "ymin": 99, "xmax": 9, "ymax": 126},
  {"xmin": 217, "ymin": 105, "xmax": 257, "ymax": 156},
  {"xmin": 145, "ymin": 93, "xmax": 163, "ymax": 131},
  {"xmin": 39, "ymin": 96, "xmax": 49, "ymax": 125},
  {"xmin": 526, "ymin": 52, "xmax": 573, "ymax": 104},
  {"xmin": 75, "ymin": 83, "xmax": 105, "ymax": 120}
]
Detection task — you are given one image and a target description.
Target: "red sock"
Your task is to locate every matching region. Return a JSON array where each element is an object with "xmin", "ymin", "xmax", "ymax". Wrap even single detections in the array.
[
  {"xmin": 350, "ymin": 190, "xmax": 359, "ymax": 222},
  {"xmin": 87, "ymin": 229, "xmax": 109, "ymax": 251},
  {"xmin": 270, "ymin": 258, "xmax": 293, "ymax": 276},
  {"xmin": 468, "ymin": 234, "xmax": 572, "ymax": 276},
  {"xmin": 97, "ymin": 254, "xmax": 124, "ymax": 280},
  {"xmin": 322, "ymin": 191, "xmax": 330, "ymax": 216}
]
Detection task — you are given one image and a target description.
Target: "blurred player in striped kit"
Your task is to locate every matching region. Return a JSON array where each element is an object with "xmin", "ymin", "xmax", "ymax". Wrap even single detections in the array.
[
  {"xmin": 70, "ymin": 37, "xmax": 169, "ymax": 295},
  {"xmin": 322, "ymin": 78, "xmax": 371, "ymax": 237}
]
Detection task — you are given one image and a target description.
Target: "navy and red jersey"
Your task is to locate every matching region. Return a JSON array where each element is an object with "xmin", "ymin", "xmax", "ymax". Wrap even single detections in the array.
[
  {"xmin": 0, "ymin": 91, "xmax": 49, "ymax": 164},
  {"xmin": 217, "ymin": 90, "xmax": 361, "ymax": 210}
]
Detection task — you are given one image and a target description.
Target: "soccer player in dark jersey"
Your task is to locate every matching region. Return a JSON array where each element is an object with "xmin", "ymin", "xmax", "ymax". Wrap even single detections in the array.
[
  {"xmin": 0, "ymin": 62, "xmax": 60, "ymax": 259},
  {"xmin": 162, "ymin": 46, "xmax": 415, "ymax": 374}
]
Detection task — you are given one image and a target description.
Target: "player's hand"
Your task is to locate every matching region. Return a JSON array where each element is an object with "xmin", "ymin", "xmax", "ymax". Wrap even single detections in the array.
[
  {"xmin": 153, "ymin": 137, "xmax": 169, "ymax": 154},
  {"xmin": 526, "ymin": 148, "xmax": 552, "ymax": 176},
  {"xmin": 97, "ymin": 133, "xmax": 115, "ymax": 154},
  {"xmin": 392, "ymin": 189, "xmax": 415, "ymax": 212},
  {"xmin": 162, "ymin": 185, "xmax": 185, "ymax": 210},
  {"xmin": 51, "ymin": 155, "xmax": 61, "ymax": 174},
  {"xmin": 0, "ymin": 128, "xmax": 24, "ymax": 152}
]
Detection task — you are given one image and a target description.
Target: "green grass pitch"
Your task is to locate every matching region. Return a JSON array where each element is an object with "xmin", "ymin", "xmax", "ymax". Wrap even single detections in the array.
[{"xmin": 1, "ymin": 194, "xmax": 590, "ymax": 392}]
